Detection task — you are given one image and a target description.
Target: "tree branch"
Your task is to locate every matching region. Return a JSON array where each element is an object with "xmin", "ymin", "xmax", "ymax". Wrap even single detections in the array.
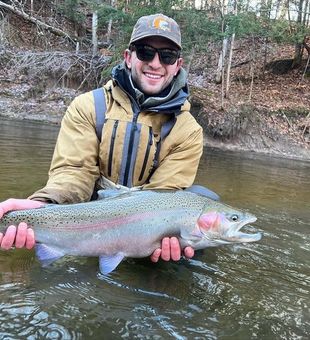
[{"xmin": 0, "ymin": 1, "xmax": 78, "ymax": 43}]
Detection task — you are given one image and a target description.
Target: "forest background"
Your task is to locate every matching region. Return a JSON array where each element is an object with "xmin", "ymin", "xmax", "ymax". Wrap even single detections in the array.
[{"xmin": 0, "ymin": 0, "xmax": 309, "ymax": 159}]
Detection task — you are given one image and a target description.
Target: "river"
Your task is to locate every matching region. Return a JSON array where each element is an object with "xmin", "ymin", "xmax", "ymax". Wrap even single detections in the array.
[{"xmin": 0, "ymin": 119, "xmax": 309, "ymax": 339}]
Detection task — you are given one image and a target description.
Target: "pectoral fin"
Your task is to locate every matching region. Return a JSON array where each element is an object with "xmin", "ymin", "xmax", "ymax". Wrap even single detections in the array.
[
  {"xmin": 180, "ymin": 226, "xmax": 203, "ymax": 240},
  {"xmin": 35, "ymin": 243, "xmax": 65, "ymax": 266},
  {"xmin": 99, "ymin": 253, "xmax": 125, "ymax": 274}
]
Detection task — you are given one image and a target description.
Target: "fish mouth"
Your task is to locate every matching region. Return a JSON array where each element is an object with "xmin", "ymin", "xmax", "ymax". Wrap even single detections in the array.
[{"xmin": 224, "ymin": 216, "xmax": 262, "ymax": 243}]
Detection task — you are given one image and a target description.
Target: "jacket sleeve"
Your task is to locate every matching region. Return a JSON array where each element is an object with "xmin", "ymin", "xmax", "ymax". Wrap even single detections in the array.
[
  {"xmin": 29, "ymin": 92, "xmax": 100, "ymax": 203},
  {"xmin": 143, "ymin": 126, "xmax": 203, "ymax": 190}
]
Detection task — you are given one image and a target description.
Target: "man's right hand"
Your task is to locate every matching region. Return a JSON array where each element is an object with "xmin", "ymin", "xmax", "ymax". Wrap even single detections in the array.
[
  {"xmin": 150, "ymin": 237, "xmax": 194, "ymax": 263},
  {"xmin": 0, "ymin": 199, "xmax": 44, "ymax": 250}
]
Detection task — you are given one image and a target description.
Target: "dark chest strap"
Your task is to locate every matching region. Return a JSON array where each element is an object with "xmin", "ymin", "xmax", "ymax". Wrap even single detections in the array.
[{"xmin": 92, "ymin": 88, "xmax": 107, "ymax": 141}]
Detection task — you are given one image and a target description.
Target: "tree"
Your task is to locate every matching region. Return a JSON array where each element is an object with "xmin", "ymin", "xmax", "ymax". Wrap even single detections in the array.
[{"xmin": 293, "ymin": 0, "xmax": 309, "ymax": 67}]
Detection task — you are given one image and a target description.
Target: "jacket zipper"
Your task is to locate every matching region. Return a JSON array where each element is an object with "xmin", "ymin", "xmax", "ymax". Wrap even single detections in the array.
[
  {"xmin": 138, "ymin": 127, "xmax": 153, "ymax": 181},
  {"xmin": 108, "ymin": 120, "xmax": 119, "ymax": 177}
]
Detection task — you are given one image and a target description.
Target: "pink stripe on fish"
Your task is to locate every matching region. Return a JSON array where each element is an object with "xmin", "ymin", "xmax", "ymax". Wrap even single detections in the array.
[{"xmin": 51, "ymin": 210, "xmax": 160, "ymax": 232}]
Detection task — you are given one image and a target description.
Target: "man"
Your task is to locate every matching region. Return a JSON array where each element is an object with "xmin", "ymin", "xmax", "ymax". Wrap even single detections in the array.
[{"xmin": 0, "ymin": 14, "xmax": 203, "ymax": 262}]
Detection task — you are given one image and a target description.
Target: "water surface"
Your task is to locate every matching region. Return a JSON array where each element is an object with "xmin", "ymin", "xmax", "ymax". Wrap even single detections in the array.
[{"xmin": 0, "ymin": 119, "xmax": 309, "ymax": 339}]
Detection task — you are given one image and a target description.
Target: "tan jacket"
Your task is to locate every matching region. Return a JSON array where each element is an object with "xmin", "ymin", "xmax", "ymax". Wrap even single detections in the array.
[{"xmin": 30, "ymin": 80, "xmax": 203, "ymax": 203}]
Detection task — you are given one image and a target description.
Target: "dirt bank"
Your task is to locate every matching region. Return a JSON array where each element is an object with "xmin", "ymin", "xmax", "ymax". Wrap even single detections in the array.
[
  {"xmin": 0, "ymin": 87, "xmax": 309, "ymax": 162},
  {"xmin": 190, "ymin": 88, "xmax": 310, "ymax": 161},
  {"xmin": 0, "ymin": 46, "xmax": 309, "ymax": 161}
]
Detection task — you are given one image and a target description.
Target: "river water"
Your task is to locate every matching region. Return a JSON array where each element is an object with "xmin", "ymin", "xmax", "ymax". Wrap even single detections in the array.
[{"xmin": 0, "ymin": 119, "xmax": 309, "ymax": 339}]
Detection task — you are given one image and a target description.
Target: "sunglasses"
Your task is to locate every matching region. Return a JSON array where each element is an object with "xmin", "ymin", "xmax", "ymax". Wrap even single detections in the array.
[{"xmin": 131, "ymin": 44, "xmax": 180, "ymax": 65}]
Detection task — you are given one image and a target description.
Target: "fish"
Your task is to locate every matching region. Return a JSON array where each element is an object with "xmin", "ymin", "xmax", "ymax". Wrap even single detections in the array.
[{"xmin": 0, "ymin": 189, "xmax": 262, "ymax": 274}]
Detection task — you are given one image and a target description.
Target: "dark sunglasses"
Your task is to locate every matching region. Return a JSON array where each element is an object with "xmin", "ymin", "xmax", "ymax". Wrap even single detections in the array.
[{"xmin": 131, "ymin": 44, "xmax": 180, "ymax": 65}]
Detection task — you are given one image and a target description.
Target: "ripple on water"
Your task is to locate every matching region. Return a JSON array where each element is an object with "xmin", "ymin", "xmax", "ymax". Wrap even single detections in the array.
[{"xmin": 0, "ymin": 287, "xmax": 79, "ymax": 339}]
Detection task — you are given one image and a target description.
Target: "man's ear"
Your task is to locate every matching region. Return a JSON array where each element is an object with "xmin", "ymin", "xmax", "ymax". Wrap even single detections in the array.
[
  {"xmin": 124, "ymin": 49, "xmax": 132, "ymax": 69},
  {"xmin": 174, "ymin": 57, "xmax": 183, "ymax": 76}
]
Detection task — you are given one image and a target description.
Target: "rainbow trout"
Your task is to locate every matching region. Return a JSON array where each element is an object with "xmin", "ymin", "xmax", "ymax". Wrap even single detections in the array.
[{"xmin": 0, "ymin": 190, "xmax": 262, "ymax": 274}]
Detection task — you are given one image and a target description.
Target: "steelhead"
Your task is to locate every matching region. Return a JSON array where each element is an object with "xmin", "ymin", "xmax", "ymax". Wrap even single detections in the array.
[{"xmin": 0, "ymin": 190, "xmax": 262, "ymax": 274}]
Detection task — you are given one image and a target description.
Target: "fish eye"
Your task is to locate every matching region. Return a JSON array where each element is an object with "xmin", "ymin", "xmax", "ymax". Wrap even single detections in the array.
[{"xmin": 230, "ymin": 214, "xmax": 239, "ymax": 222}]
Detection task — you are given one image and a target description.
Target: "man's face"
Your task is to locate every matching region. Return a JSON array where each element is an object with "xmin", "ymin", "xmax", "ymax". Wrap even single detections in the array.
[{"xmin": 124, "ymin": 36, "xmax": 183, "ymax": 95}]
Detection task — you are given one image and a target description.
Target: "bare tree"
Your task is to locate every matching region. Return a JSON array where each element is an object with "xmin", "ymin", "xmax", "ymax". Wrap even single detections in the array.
[
  {"xmin": 225, "ymin": 0, "xmax": 238, "ymax": 97},
  {"xmin": 92, "ymin": 9, "xmax": 98, "ymax": 56},
  {"xmin": 106, "ymin": 0, "xmax": 116, "ymax": 45},
  {"xmin": 215, "ymin": 0, "xmax": 228, "ymax": 85},
  {"xmin": 293, "ymin": 0, "xmax": 306, "ymax": 67}
]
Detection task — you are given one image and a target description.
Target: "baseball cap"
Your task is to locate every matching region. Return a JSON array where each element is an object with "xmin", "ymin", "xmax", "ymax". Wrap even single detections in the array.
[{"xmin": 129, "ymin": 14, "xmax": 182, "ymax": 49}]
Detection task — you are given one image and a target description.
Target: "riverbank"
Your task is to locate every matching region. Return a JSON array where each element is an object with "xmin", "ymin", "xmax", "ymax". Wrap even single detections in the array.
[
  {"xmin": 0, "ymin": 46, "xmax": 309, "ymax": 161},
  {"xmin": 190, "ymin": 88, "xmax": 310, "ymax": 161},
  {"xmin": 0, "ymin": 89, "xmax": 309, "ymax": 161}
]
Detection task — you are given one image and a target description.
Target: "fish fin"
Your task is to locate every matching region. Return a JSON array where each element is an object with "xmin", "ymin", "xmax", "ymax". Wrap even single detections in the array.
[
  {"xmin": 97, "ymin": 189, "xmax": 146, "ymax": 200},
  {"xmin": 99, "ymin": 253, "xmax": 125, "ymax": 274},
  {"xmin": 179, "ymin": 227, "xmax": 204, "ymax": 249},
  {"xmin": 180, "ymin": 226, "xmax": 203, "ymax": 240},
  {"xmin": 97, "ymin": 176, "xmax": 142, "ymax": 191},
  {"xmin": 35, "ymin": 243, "xmax": 65, "ymax": 267},
  {"xmin": 185, "ymin": 185, "xmax": 220, "ymax": 201},
  {"xmin": 97, "ymin": 189, "xmax": 129, "ymax": 200}
]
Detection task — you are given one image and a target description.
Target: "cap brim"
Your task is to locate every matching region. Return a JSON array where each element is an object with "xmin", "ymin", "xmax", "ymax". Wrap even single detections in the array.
[{"xmin": 130, "ymin": 34, "xmax": 181, "ymax": 49}]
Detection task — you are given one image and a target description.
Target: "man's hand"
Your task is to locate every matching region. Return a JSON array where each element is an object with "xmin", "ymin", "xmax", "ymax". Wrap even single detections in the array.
[
  {"xmin": 0, "ymin": 223, "xmax": 35, "ymax": 250},
  {"xmin": 150, "ymin": 237, "xmax": 194, "ymax": 263},
  {"xmin": 0, "ymin": 198, "xmax": 44, "ymax": 250}
]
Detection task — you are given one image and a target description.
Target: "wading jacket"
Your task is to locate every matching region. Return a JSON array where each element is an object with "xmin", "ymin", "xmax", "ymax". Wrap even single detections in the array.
[{"xmin": 29, "ymin": 64, "xmax": 203, "ymax": 204}]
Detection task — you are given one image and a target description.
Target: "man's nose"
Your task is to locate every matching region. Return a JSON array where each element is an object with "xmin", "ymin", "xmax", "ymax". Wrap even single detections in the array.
[{"xmin": 148, "ymin": 52, "xmax": 162, "ymax": 68}]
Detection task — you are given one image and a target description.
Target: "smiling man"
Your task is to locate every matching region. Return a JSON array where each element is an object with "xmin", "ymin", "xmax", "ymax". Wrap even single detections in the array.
[{"xmin": 0, "ymin": 14, "xmax": 203, "ymax": 263}]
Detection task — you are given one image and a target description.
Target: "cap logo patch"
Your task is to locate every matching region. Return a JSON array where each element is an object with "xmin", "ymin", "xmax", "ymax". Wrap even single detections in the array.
[
  {"xmin": 129, "ymin": 14, "xmax": 181, "ymax": 49},
  {"xmin": 153, "ymin": 17, "xmax": 171, "ymax": 31}
]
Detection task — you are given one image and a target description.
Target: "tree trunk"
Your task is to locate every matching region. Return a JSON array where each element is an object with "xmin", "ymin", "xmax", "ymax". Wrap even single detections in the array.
[
  {"xmin": 215, "ymin": 0, "xmax": 228, "ymax": 84},
  {"xmin": 215, "ymin": 37, "xmax": 228, "ymax": 84},
  {"xmin": 225, "ymin": 32, "xmax": 235, "ymax": 97},
  {"xmin": 293, "ymin": 0, "xmax": 305, "ymax": 67},
  {"xmin": 106, "ymin": 0, "xmax": 116, "ymax": 44},
  {"xmin": 248, "ymin": 36, "xmax": 256, "ymax": 102},
  {"xmin": 106, "ymin": 18, "xmax": 112, "ymax": 45},
  {"xmin": 303, "ymin": 0, "xmax": 309, "ymax": 25},
  {"xmin": 225, "ymin": 0, "xmax": 237, "ymax": 98},
  {"xmin": 92, "ymin": 11, "xmax": 98, "ymax": 56}
]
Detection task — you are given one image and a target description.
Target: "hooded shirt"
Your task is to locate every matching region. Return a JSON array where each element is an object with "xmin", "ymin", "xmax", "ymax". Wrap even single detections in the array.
[{"xmin": 29, "ymin": 64, "xmax": 203, "ymax": 204}]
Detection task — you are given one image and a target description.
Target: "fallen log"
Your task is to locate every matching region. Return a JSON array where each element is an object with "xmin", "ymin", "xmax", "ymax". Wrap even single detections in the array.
[{"xmin": 0, "ymin": 1, "xmax": 78, "ymax": 43}]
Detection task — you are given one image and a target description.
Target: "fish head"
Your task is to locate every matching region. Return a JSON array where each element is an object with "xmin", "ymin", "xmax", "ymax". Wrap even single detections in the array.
[{"xmin": 187, "ymin": 202, "xmax": 262, "ymax": 249}]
